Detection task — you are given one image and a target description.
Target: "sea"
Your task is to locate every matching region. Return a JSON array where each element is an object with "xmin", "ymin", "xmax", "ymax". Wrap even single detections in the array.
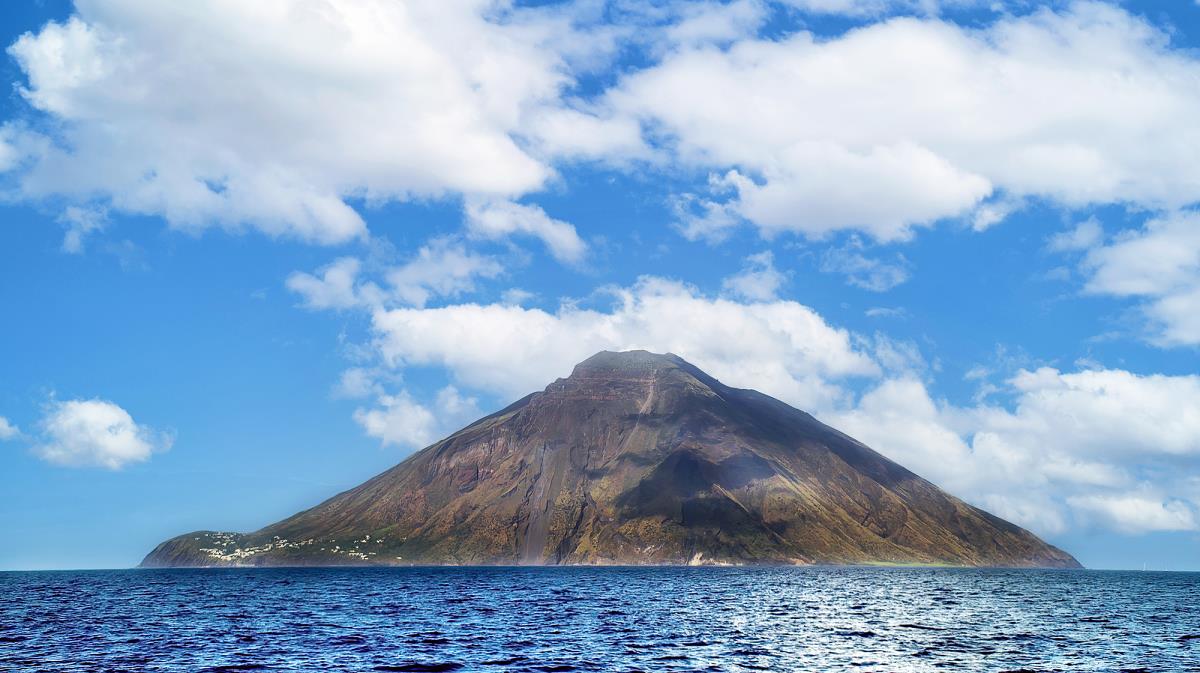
[{"xmin": 1, "ymin": 566, "xmax": 1197, "ymax": 673}]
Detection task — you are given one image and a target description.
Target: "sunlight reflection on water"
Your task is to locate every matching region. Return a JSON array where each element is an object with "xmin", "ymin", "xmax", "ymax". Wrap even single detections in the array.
[{"xmin": 1, "ymin": 566, "xmax": 1197, "ymax": 672}]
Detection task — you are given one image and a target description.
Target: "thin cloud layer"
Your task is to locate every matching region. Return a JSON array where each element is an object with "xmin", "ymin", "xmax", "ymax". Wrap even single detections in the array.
[
  {"xmin": 721, "ymin": 251, "xmax": 788, "ymax": 301},
  {"xmin": 0, "ymin": 416, "xmax": 19, "ymax": 440},
  {"xmin": 819, "ymin": 239, "xmax": 911, "ymax": 291}
]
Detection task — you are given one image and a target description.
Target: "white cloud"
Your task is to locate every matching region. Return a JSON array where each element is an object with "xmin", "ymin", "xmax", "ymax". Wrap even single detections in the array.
[
  {"xmin": 287, "ymin": 257, "xmax": 366, "ymax": 311},
  {"xmin": 606, "ymin": 3, "xmax": 1200, "ymax": 241},
  {"xmin": 386, "ymin": 239, "xmax": 504, "ymax": 308},
  {"xmin": 784, "ymin": 0, "xmax": 891, "ymax": 14},
  {"xmin": 34, "ymin": 398, "xmax": 172, "ymax": 469},
  {"xmin": 832, "ymin": 377, "xmax": 976, "ymax": 487},
  {"xmin": 867, "ymin": 333, "xmax": 928, "ymax": 375},
  {"xmin": 970, "ymin": 195, "xmax": 1025, "ymax": 232},
  {"xmin": 354, "ymin": 391, "xmax": 438, "ymax": 449},
  {"xmin": 332, "ymin": 367, "xmax": 382, "ymax": 400},
  {"xmin": 3, "ymin": 1, "xmax": 610, "ymax": 244},
  {"xmin": 1085, "ymin": 215, "xmax": 1200, "ymax": 296},
  {"xmin": 1067, "ymin": 493, "xmax": 1197, "ymax": 534},
  {"xmin": 501, "ymin": 288, "xmax": 536, "ymax": 306},
  {"xmin": 58, "ymin": 205, "xmax": 106, "ymax": 254},
  {"xmin": 1001, "ymin": 367, "xmax": 1200, "ymax": 459},
  {"xmin": 1048, "ymin": 218, "xmax": 1103, "ymax": 252},
  {"xmin": 1081, "ymin": 212, "xmax": 1200, "ymax": 345},
  {"xmin": 1146, "ymin": 285, "xmax": 1200, "ymax": 347},
  {"xmin": 665, "ymin": 0, "xmax": 767, "ymax": 48},
  {"xmin": 721, "ymin": 251, "xmax": 787, "ymax": 301},
  {"xmin": 432, "ymin": 385, "xmax": 482, "ymax": 426},
  {"xmin": 10, "ymin": 2, "xmax": 1196, "ymax": 254},
  {"xmin": 0, "ymin": 125, "xmax": 21, "ymax": 171},
  {"xmin": 287, "ymin": 239, "xmax": 503, "ymax": 311},
  {"xmin": 521, "ymin": 107, "xmax": 646, "ymax": 163},
  {"xmin": 781, "ymin": 0, "xmax": 987, "ymax": 16},
  {"xmin": 465, "ymin": 200, "xmax": 587, "ymax": 264},
  {"xmin": 354, "ymin": 385, "xmax": 481, "ymax": 450},
  {"xmin": 369, "ymin": 276, "xmax": 878, "ymax": 409},
  {"xmin": 725, "ymin": 145, "xmax": 990, "ymax": 242},
  {"xmin": 829, "ymin": 367, "xmax": 1200, "ymax": 536},
  {"xmin": 0, "ymin": 416, "xmax": 19, "ymax": 440},
  {"xmin": 865, "ymin": 306, "xmax": 907, "ymax": 318},
  {"xmin": 672, "ymin": 185, "xmax": 743, "ymax": 242},
  {"xmin": 820, "ymin": 239, "xmax": 910, "ymax": 291}
]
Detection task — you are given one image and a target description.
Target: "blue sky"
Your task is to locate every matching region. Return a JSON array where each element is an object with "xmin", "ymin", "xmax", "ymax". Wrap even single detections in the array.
[{"xmin": 2, "ymin": 0, "xmax": 1199, "ymax": 571}]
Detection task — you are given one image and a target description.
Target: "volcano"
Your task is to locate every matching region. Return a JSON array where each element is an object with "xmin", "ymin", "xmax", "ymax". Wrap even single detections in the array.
[{"xmin": 142, "ymin": 350, "xmax": 1079, "ymax": 568}]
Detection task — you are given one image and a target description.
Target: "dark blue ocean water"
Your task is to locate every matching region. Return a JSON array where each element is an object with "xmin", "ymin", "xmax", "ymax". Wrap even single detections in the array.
[{"xmin": 1, "ymin": 567, "xmax": 1197, "ymax": 673}]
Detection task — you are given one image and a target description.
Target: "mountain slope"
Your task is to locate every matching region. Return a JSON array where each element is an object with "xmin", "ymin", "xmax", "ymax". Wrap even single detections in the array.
[{"xmin": 142, "ymin": 351, "xmax": 1079, "ymax": 568}]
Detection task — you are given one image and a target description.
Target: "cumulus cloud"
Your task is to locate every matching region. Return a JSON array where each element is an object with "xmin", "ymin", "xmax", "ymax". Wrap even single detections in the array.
[
  {"xmin": 1146, "ymin": 286, "xmax": 1200, "ymax": 348},
  {"xmin": 829, "ymin": 368, "xmax": 1200, "ymax": 536},
  {"xmin": 999, "ymin": 367, "xmax": 1200, "ymax": 460},
  {"xmin": 2, "ymin": 1, "xmax": 612, "ymax": 244},
  {"xmin": 464, "ymin": 200, "xmax": 587, "ymax": 264},
  {"xmin": 501, "ymin": 288, "xmax": 536, "ymax": 306},
  {"xmin": 671, "ymin": 186, "xmax": 743, "ymax": 242},
  {"xmin": 1048, "ymin": 218, "xmax": 1104, "ymax": 253},
  {"xmin": 34, "ymin": 398, "xmax": 172, "ymax": 469},
  {"xmin": 287, "ymin": 257, "xmax": 366, "ymax": 311},
  {"xmin": 332, "ymin": 367, "xmax": 384, "ymax": 400},
  {"xmin": 353, "ymin": 391, "xmax": 438, "ymax": 449},
  {"xmin": 665, "ymin": 0, "xmax": 767, "ymax": 48},
  {"xmin": 866, "ymin": 333, "xmax": 928, "ymax": 375},
  {"xmin": 0, "ymin": 416, "xmax": 19, "ymax": 440},
  {"xmin": 370, "ymin": 276, "xmax": 878, "ymax": 409},
  {"xmin": 970, "ymin": 195, "xmax": 1026, "ymax": 232},
  {"xmin": 354, "ymin": 386, "xmax": 481, "ymax": 450},
  {"xmin": 606, "ymin": 3, "xmax": 1200, "ymax": 241},
  {"xmin": 287, "ymin": 239, "xmax": 503, "ymax": 311},
  {"xmin": 387, "ymin": 239, "xmax": 504, "ymax": 308},
  {"xmin": 1080, "ymin": 212, "xmax": 1200, "ymax": 346},
  {"xmin": 8, "ymin": 2, "xmax": 1200, "ymax": 255},
  {"xmin": 721, "ymin": 251, "xmax": 787, "ymax": 301},
  {"xmin": 781, "ymin": 0, "xmax": 988, "ymax": 16},
  {"xmin": 1067, "ymin": 493, "xmax": 1197, "ymax": 534}
]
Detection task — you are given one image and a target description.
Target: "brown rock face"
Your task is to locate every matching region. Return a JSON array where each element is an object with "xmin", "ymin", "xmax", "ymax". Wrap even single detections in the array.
[{"xmin": 142, "ymin": 351, "xmax": 1080, "ymax": 568}]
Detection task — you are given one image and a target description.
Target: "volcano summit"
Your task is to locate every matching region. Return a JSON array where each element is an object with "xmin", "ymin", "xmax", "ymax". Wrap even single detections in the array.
[{"xmin": 142, "ymin": 350, "xmax": 1078, "ymax": 568}]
